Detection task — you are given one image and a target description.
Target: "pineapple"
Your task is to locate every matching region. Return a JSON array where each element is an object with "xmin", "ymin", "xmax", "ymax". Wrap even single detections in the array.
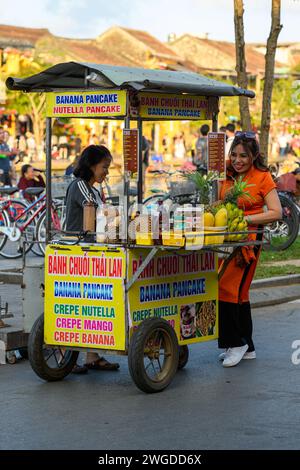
[
  {"xmin": 223, "ymin": 178, "xmax": 254, "ymax": 242},
  {"xmin": 223, "ymin": 177, "xmax": 254, "ymax": 206}
]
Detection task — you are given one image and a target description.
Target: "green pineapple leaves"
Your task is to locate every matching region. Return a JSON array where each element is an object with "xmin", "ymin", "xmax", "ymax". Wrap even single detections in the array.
[{"xmin": 224, "ymin": 176, "xmax": 255, "ymax": 205}]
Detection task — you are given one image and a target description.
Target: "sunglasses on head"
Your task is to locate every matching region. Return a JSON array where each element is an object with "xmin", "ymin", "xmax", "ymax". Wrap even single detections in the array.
[{"xmin": 235, "ymin": 131, "xmax": 256, "ymax": 139}]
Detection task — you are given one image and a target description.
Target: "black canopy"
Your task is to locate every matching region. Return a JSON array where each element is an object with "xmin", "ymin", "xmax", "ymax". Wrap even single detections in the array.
[{"xmin": 6, "ymin": 61, "xmax": 255, "ymax": 98}]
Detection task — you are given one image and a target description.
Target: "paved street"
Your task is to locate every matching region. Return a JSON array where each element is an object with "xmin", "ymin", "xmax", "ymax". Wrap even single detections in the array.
[{"xmin": 0, "ymin": 300, "xmax": 300, "ymax": 450}]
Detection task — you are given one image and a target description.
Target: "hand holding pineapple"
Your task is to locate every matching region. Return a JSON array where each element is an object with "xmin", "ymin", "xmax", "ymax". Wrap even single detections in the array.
[{"xmin": 222, "ymin": 177, "xmax": 253, "ymax": 241}]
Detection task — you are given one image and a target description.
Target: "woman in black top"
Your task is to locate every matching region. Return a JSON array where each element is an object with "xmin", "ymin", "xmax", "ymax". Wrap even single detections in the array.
[
  {"xmin": 65, "ymin": 145, "xmax": 110, "ymax": 232},
  {"xmin": 66, "ymin": 145, "xmax": 119, "ymax": 373}
]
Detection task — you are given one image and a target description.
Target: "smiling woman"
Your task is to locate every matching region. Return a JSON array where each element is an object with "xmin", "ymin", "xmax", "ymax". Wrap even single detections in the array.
[{"xmin": 218, "ymin": 133, "xmax": 282, "ymax": 368}]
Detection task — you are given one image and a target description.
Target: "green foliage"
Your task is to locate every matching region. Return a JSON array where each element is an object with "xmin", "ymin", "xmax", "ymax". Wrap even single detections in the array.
[
  {"xmin": 223, "ymin": 177, "xmax": 254, "ymax": 205},
  {"xmin": 255, "ymin": 264, "xmax": 300, "ymax": 279},
  {"xmin": 270, "ymin": 78, "xmax": 299, "ymax": 119},
  {"xmin": 5, "ymin": 60, "xmax": 50, "ymax": 116},
  {"xmin": 255, "ymin": 237, "xmax": 300, "ymax": 279},
  {"xmin": 260, "ymin": 237, "xmax": 300, "ymax": 263},
  {"xmin": 212, "ymin": 76, "xmax": 298, "ymax": 127}
]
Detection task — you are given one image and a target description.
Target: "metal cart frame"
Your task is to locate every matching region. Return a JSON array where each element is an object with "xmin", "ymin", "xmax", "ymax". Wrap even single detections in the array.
[{"xmin": 6, "ymin": 62, "xmax": 256, "ymax": 393}]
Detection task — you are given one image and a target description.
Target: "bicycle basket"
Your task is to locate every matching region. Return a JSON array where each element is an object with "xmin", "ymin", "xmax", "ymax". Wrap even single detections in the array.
[
  {"xmin": 168, "ymin": 178, "xmax": 196, "ymax": 196},
  {"xmin": 52, "ymin": 175, "xmax": 73, "ymax": 199}
]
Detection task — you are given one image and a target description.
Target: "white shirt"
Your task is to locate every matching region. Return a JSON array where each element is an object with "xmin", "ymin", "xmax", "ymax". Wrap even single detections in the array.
[{"xmin": 225, "ymin": 136, "xmax": 235, "ymax": 157}]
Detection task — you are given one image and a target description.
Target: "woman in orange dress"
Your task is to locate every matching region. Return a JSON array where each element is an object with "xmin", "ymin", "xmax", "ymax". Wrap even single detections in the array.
[{"xmin": 218, "ymin": 132, "xmax": 282, "ymax": 367}]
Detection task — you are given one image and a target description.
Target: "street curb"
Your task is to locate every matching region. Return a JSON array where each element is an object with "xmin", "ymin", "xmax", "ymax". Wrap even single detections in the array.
[
  {"xmin": 252, "ymin": 274, "xmax": 300, "ymax": 290},
  {"xmin": 0, "ymin": 272, "xmax": 23, "ymax": 285},
  {"xmin": 251, "ymin": 294, "xmax": 300, "ymax": 309}
]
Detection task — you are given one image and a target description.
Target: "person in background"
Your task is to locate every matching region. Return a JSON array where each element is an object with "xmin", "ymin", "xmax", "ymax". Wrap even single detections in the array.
[
  {"xmin": 173, "ymin": 133, "xmax": 186, "ymax": 161},
  {"xmin": 65, "ymin": 153, "xmax": 81, "ymax": 176},
  {"xmin": 219, "ymin": 126, "xmax": 227, "ymax": 139},
  {"xmin": 225, "ymin": 123, "xmax": 236, "ymax": 157},
  {"xmin": 3, "ymin": 130, "xmax": 18, "ymax": 185},
  {"xmin": 74, "ymin": 134, "xmax": 82, "ymax": 156},
  {"xmin": 18, "ymin": 164, "xmax": 45, "ymax": 201},
  {"xmin": 18, "ymin": 135, "xmax": 27, "ymax": 161},
  {"xmin": 0, "ymin": 127, "xmax": 18, "ymax": 186},
  {"xmin": 276, "ymin": 166, "xmax": 300, "ymax": 197},
  {"xmin": 278, "ymin": 130, "xmax": 289, "ymax": 158},
  {"xmin": 194, "ymin": 124, "xmax": 210, "ymax": 171},
  {"xmin": 89, "ymin": 133, "xmax": 99, "ymax": 146},
  {"xmin": 142, "ymin": 135, "xmax": 150, "ymax": 179},
  {"xmin": 26, "ymin": 132, "xmax": 36, "ymax": 162},
  {"xmin": 162, "ymin": 134, "xmax": 170, "ymax": 154},
  {"xmin": 58, "ymin": 134, "xmax": 69, "ymax": 159},
  {"xmin": 99, "ymin": 126, "xmax": 108, "ymax": 146}
]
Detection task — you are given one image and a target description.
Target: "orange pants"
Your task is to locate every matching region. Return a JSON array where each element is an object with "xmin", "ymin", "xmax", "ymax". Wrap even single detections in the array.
[{"xmin": 219, "ymin": 246, "xmax": 261, "ymax": 304}]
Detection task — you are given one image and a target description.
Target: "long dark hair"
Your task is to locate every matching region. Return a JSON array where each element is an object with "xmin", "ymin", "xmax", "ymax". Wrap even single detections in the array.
[
  {"xmin": 227, "ymin": 135, "xmax": 268, "ymax": 176},
  {"xmin": 73, "ymin": 145, "xmax": 112, "ymax": 181},
  {"xmin": 21, "ymin": 164, "xmax": 32, "ymax": 177}
]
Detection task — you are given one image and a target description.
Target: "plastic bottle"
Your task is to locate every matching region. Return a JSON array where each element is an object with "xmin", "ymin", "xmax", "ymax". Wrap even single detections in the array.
[
  {"xmin": 96, "ymin": 207, "xmax": 107, "ymax": 243},
  {"xmin": 157, "ymin": 199, "xmax": 167, "ymax": 245}
]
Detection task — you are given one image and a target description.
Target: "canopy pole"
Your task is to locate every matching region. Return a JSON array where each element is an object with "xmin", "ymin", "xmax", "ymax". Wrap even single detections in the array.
[
  {"xmin": 123, "ymin": 115, "xmax": 130, "ymax": 244},
  {"xmin": 212, "ymin": 111, "xmax": 219, "ymax": 202},
  {"xmin": 45, "ymin": 117, "xmax": 52, "ymax": 244},
  {"xmin": 137, "ymin": 119, "xmax": 143, "ymax": 204}
]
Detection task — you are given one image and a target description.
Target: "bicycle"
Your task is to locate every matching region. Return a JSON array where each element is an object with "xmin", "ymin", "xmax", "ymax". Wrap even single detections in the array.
[
  {"xmin": 0, "ymin": 187, "xmax": 64, "ymax": 258},
  {"xmin": 0, "ymin": 186, "xmax": 36, "ymax": 257}
]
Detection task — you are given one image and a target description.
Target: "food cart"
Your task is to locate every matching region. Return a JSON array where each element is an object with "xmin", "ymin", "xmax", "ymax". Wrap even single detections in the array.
[{"xmin": 7, "ymin": 62, "xmax": 256, "ymax": 393}]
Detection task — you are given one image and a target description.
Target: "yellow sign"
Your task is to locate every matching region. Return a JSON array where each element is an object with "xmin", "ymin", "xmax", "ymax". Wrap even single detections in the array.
[
  {"xmin": 44, "ymin": 245, "xmax": 127, "ymax": 351},
  {"xmin": 136, "ymin": 93, "xmax": 209, "ymax": 120},
  {"xmin": 128, "ymin": 249, "xmax": 218, "ymax": 345},
  {"xmin": 46, "ymin": 90, "xmax": 127, "ymax": 118}
]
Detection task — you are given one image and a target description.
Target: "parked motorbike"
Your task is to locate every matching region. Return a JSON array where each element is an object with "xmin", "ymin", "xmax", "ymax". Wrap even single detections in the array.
[{"xmin": 264, "ymin": 165, "xmax": 300, "ymax": 251}]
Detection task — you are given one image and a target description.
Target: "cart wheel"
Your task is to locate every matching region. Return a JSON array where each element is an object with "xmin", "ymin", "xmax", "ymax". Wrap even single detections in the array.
[
  {"xmin": 178, "ymin": 345, "xmax": 189, "ymax": 370},
  {"xmin": 28, "ymin": 314, "xmax": 79, "ymax": 382},
  {"xmin": 128, "ymin": 318, "xmax": 179, "ymax": 393}
]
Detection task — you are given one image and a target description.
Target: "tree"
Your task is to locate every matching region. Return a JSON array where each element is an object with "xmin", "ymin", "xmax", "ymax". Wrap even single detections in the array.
[
  {"xmin": 27, "ymin": 93, "xmax": 46, "ymax": 160},
  {"xmin": 260, "ymin": 0, "xmax": 283, "ymax": 161},
  {"xmin": 234, "ymin": 0, "xmax": 252, "ymax": 130},
  {"xmin": 5, "ymin": 60, "xmax": 48, "ymax": 160}
]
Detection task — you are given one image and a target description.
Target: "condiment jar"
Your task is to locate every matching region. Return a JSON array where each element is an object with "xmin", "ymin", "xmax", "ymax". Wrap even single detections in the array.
[{"xmin": 83, "ymin": 202, "xmax": 96, "ymax": 232}]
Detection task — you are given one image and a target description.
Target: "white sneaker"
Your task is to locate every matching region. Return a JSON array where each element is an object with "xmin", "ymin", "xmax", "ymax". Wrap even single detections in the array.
[
  {"xmin": 218, "ymin": 350, "xmax": 228, "ymax": 361},
  {"xmin": 219, "ymin": 349, "xmax": 256, "ymax": 361},
  {"xmin": 243, "ymin": 351, "xmax": 256, "ymax": 360},
  {"xmin": 222, "ymin": 344, "xmax": 249, "ymax": 367}
]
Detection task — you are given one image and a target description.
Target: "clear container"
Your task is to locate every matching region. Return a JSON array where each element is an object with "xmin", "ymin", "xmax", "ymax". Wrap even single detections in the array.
[
  {"xmin": 83, "ymin": 202, "xmax": 96, "ymax": 232},
  {"xmin": 96, "ymin": 207, "xmax": 107, "ymax": 243}
]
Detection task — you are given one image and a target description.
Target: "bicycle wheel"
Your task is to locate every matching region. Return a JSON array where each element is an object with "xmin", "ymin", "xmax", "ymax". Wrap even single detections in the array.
[
  {"xmin": 8, "ymin": 199, "xmax": 39, "ymax": 255},
  {"xmin": 6, "ymin": 199, "xmax": 29, "ymax": 223},
  {"xmin": 264, "ymin": 193, "xmax": 299, "ymax": 251},
  {"xmin": 0, "ymin": 208, "xmax": 9, "ymax": 252},
  {"xmin": 35, "ymin": 204, "xmax": 65, "ymax": 255},
  {"xmin": 143, "ymin": 193, "xmax": 167, "ymax": 206},
  {"xmin": 0, "ymin": 203, "xmax": 34, "ymax": 259}
]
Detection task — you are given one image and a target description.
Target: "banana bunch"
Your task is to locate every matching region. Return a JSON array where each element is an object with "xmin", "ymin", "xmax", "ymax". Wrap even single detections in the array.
[{"xmin": 224, "ymin": 202, "xmax": 248, "ymax": 241}]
